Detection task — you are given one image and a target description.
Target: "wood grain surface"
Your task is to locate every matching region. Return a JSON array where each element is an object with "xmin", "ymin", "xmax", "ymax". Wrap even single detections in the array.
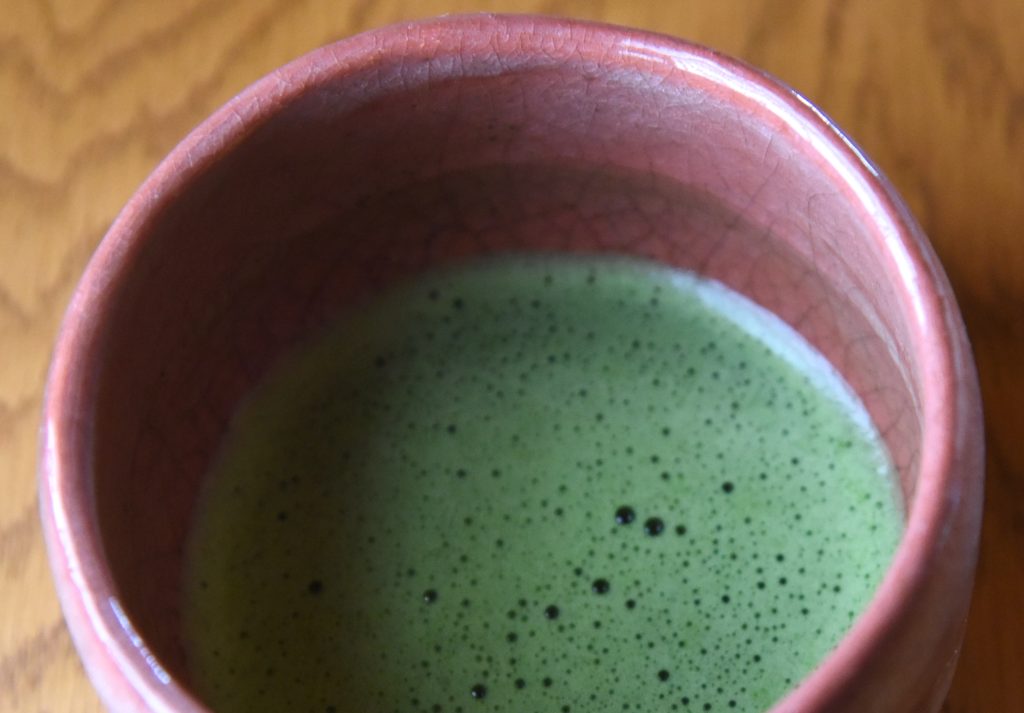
[{"xmin": 2, "ymin": 1, "xmax": 1021, "ymax": 711}]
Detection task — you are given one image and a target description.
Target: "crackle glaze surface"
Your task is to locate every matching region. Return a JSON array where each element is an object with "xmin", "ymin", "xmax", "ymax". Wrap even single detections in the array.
[{"xmin": 39, "ymin": 15, "xmax": 982, "ymax": 713}]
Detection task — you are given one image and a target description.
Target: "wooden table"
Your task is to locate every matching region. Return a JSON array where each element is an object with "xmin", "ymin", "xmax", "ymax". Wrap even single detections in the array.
[{"xmin": 2, "ymin": 1, "xmax": 1021, "ymax": 711}]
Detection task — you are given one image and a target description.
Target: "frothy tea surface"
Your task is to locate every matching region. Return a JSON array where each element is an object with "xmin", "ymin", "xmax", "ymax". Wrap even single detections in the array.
[{"xmin": 183, "ymin": 256, "xmax": 902, "ymax": 713}]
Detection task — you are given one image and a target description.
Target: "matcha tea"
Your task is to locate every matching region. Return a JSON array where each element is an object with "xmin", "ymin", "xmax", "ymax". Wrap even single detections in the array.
[{"xmin": 183, "ymin": 256, "xmax": 902, "ymax": 713}]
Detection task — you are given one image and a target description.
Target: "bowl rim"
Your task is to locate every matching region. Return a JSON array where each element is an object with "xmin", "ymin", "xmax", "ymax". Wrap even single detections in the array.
[{"xmin": 39, "ymin": 12, "xmax": 981, "ymax": 713}]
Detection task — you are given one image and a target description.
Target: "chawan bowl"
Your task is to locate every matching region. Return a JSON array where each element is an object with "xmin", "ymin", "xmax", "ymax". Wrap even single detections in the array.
[{"xmin": 40, "ymin": 14, "xmax": 983, "ymax": 713}]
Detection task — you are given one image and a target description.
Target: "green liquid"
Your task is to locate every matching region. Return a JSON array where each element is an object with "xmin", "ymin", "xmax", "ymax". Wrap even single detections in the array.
[{"xmin": 183, "ymin": 255, "xmax": 902, "ymax": 713}]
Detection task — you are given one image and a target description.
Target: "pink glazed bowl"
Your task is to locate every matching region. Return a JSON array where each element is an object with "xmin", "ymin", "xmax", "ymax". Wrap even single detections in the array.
[{"xmin": 40, "ymin": 14, "xmax": 983, "ymax": 713}]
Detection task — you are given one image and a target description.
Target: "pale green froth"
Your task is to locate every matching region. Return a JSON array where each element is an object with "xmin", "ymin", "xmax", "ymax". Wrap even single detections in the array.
[{"xmin": 183, "ymin": 255, "xmax": 902, "ymax": 713}]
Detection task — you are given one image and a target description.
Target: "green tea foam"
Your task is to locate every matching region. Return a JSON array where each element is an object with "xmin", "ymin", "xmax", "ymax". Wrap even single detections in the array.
[{"xmin": 183, "ymin": 255, "xmax": 902, "ymax": 713}]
